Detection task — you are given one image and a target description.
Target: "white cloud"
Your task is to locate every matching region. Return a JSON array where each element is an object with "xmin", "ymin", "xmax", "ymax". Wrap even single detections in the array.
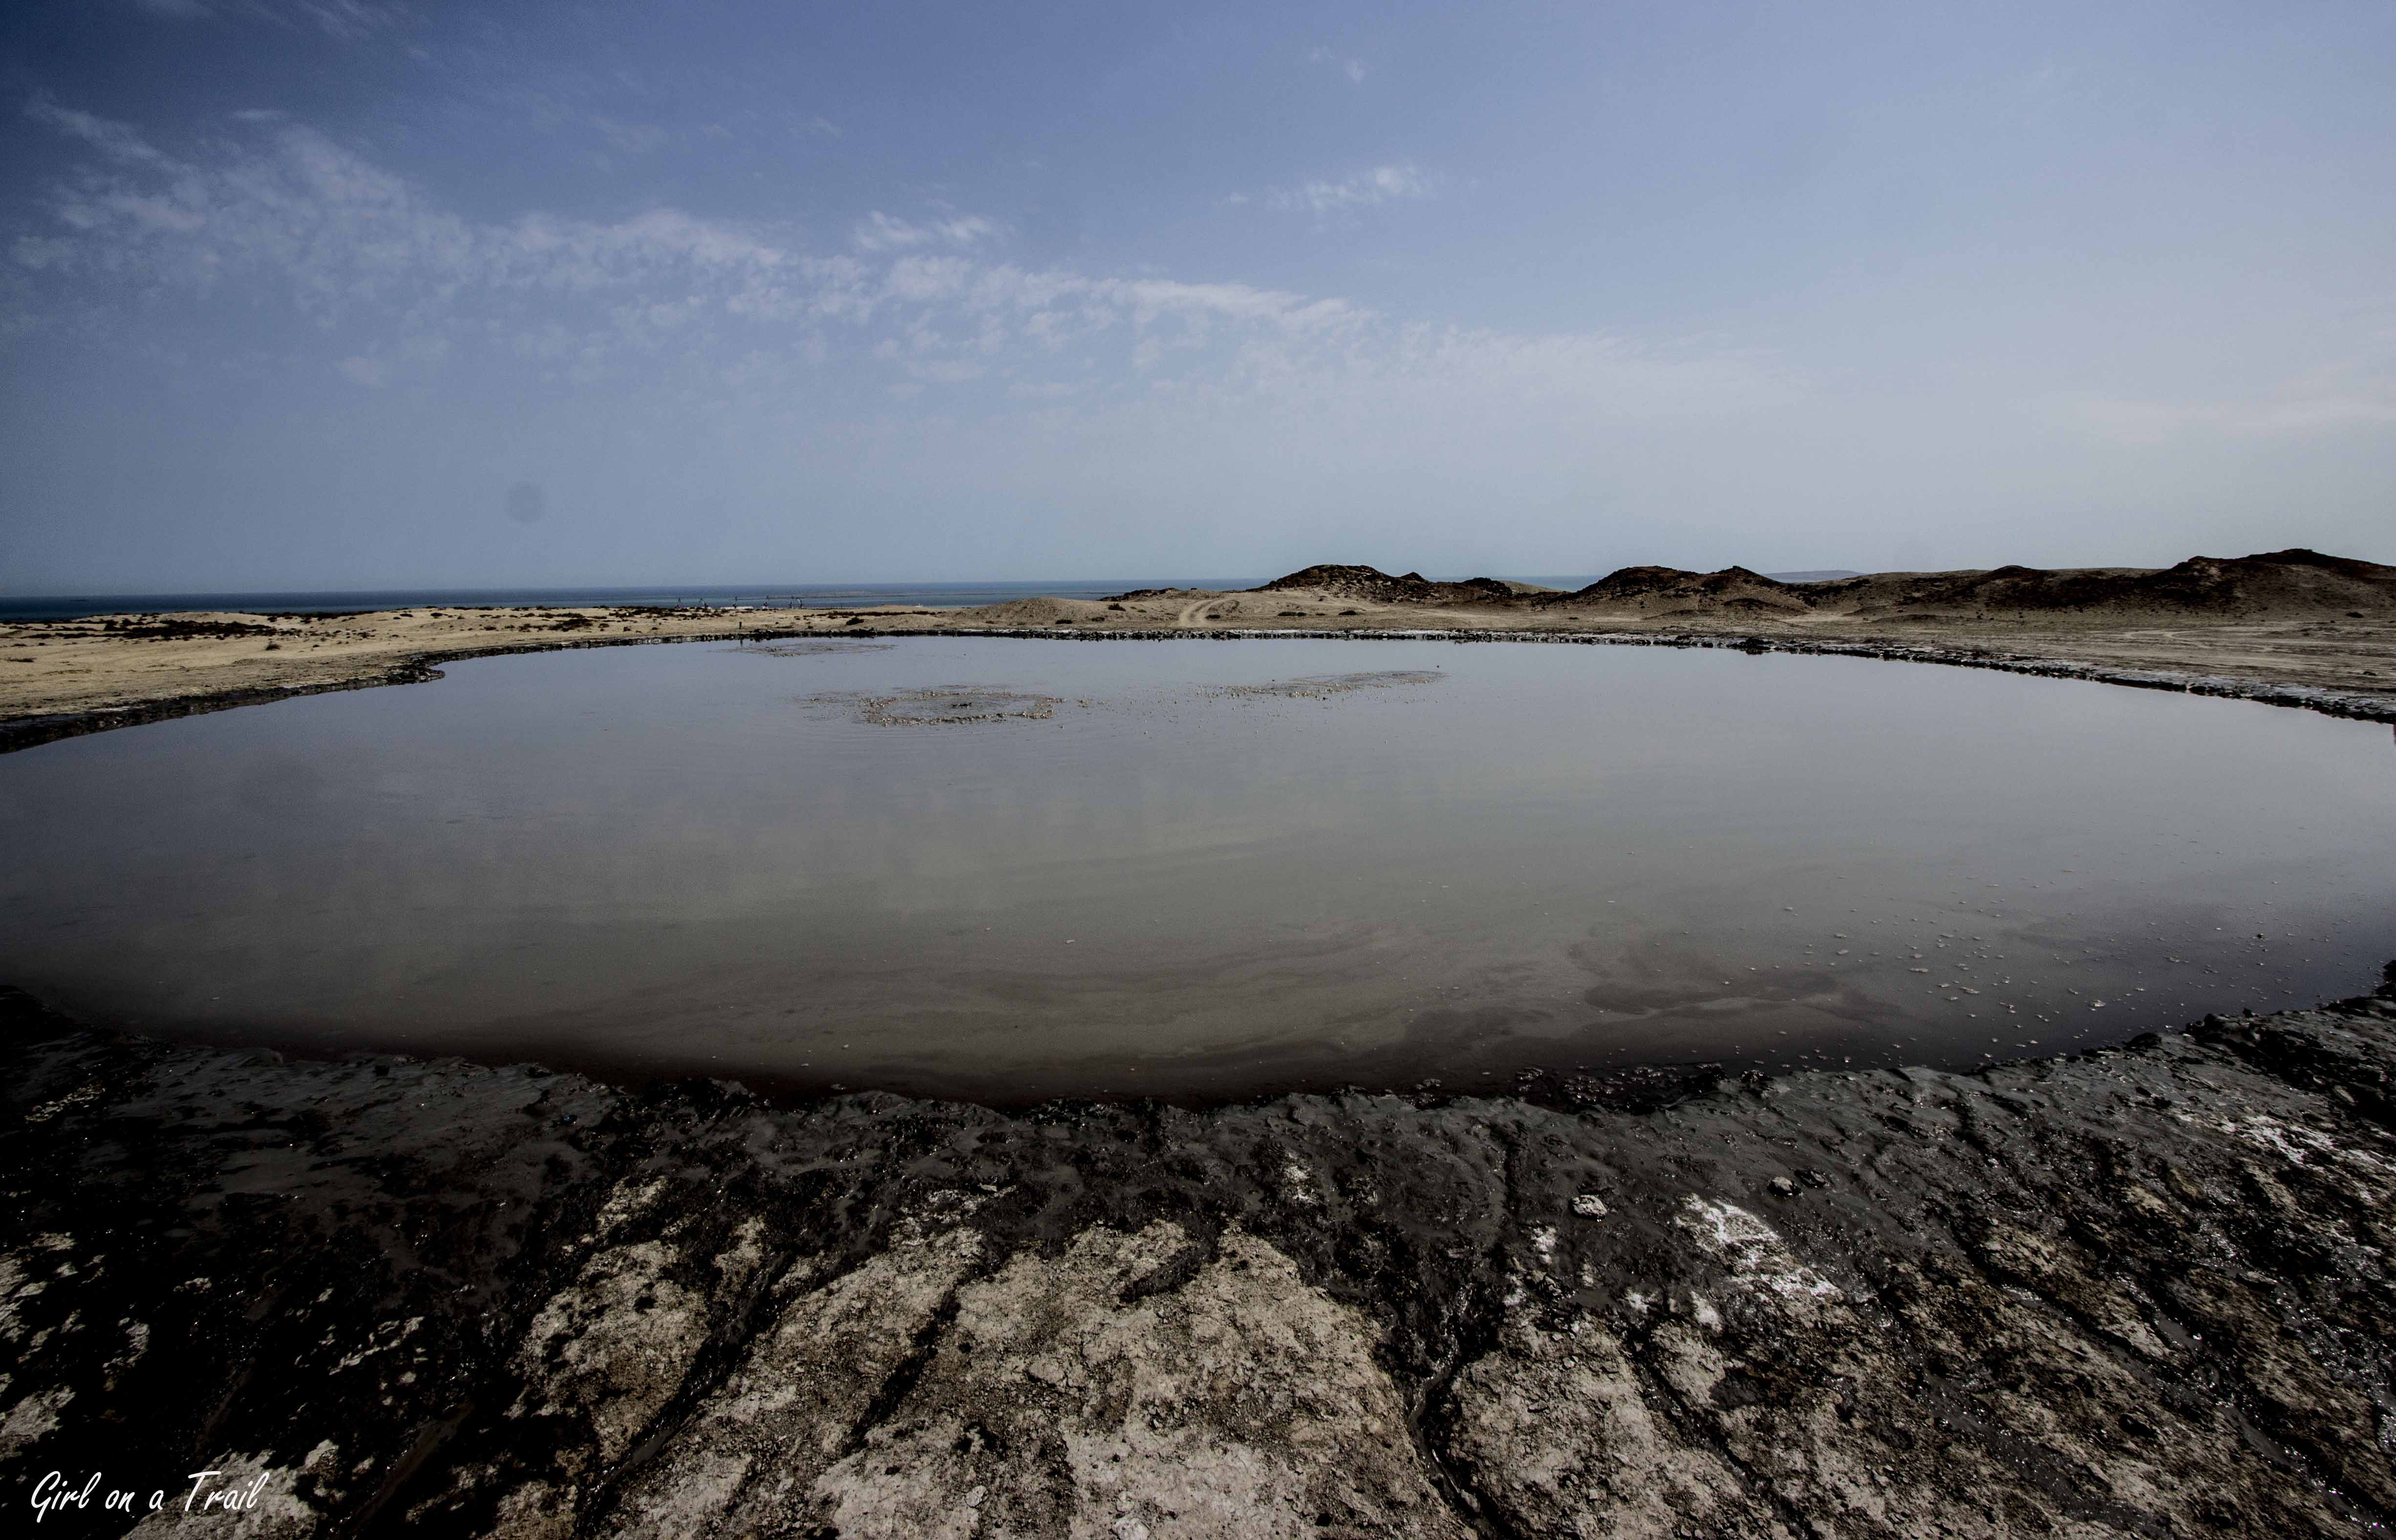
[
  {"xmin": 851, "ymin": 212, "xmax": 1000, "ymax": 254},
  {"xmin": 274, "ymin": 0, "xmax": 403, "ymax": 36},
  {"xmin": 882, "ymin": 254, "xmax": 975, "ymax": 302},
  {"xmin": 9, "ymin": 97, "xmax": 1791, "ymax": 460},
  {"xmin": 23, "ymin": 97, "xmax": 170, "ymax": 166},
  {"xmin": 129, "ymin": 0, "xmax": 410, "ymax": 35},
  {"xmin": 1101, "ymin": 277, "xmax": 1359, "ymax": 334},
  {"xmin": 13, "ymin": 235, "xmax": 72, "ymax": 270},
  {"xmin": 17, "ymin": 101, "xmax": 1405, "ymax": 391},
  {"xmin": 19, "ymin": 106, "xmax": 798, "ymax": 324},
  {"xmin": 1270, "ymin": 163, "xmax": 1434, "ymax": 216},
  {"xmin": 1307, "ymin": 47, "xmax": 1368, "ymax": 85},
  {"xmin": 590, "ymin": 117, "xmax": 672, "ymax": 156}
]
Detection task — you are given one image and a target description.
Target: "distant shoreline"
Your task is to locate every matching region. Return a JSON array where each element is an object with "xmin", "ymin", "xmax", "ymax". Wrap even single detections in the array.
[
  {"xmin": 0, "ymin": 574, "xmax": 1884, "ymax": 623},
  {"xmin": 0, "ymin": 579, "xmax": 1275, "ymax": 624}
]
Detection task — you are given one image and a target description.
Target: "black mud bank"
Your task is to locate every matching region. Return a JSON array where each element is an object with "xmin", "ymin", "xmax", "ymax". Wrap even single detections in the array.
[{"xmin": 5, "ymin": 978, "xmax": 2396, "ymax": 1537}]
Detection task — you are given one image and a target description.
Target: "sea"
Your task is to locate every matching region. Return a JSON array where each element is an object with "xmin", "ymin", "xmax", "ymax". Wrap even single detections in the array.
[
  {"xmin": 0, "ymin": 574, "xmax": 1862, "ymax": 623},
  {"xmin": 0, "ymin": 581, "xmax": 1260, "ymax": 623},
  {"xmin": 0, "ymin": 576, "xmax": 1632, "ymax": 622}
]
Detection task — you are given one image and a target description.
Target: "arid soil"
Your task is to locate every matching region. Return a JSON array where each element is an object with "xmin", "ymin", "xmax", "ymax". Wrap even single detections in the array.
[
  {"xmin": 0, "ymin": 605, "xmax": 794, "ymax": 752},
  {"xmin": 7, "ymin": 974, "xmax": 2396, "ymax": 1537},
  {"xmin": 7, "ymin": 548, "xmax": 2394, "ymax": 751}
]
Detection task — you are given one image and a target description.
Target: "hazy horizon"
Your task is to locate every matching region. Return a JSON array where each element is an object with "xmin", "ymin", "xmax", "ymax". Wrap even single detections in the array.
[
  {"xmin": 5, "ymin": 2, "xmax": 2393, "ymax": 593},
  {"xmin": 4, "ymin": 550, "xmax": 2378, "ymax": 607}
]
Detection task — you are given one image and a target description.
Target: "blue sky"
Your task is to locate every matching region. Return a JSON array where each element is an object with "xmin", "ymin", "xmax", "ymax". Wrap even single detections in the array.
[{"xmin": 3, "ymin": 1, "xmax": 2393, "ymax": 591}]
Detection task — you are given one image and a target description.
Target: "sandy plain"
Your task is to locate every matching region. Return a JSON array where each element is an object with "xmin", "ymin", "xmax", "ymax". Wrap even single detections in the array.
[{"xmin": 6, "ymin": 552, "xmax": 2396, "ymax": 752}]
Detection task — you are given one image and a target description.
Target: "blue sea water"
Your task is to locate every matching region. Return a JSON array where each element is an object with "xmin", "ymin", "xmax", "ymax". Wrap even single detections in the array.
[
  {"xmin": 0, "ymin": 575, "xmax": 1629, "ymax": 622},
  {"xmin": 0, "ymin": 580, "xmax": 1265, "ymax": 623}
]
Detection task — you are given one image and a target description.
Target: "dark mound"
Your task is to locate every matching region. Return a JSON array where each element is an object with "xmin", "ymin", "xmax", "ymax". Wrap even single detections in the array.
[
  {"xmin": 1533, "ymin": 564, "xmax": 1816, "ymax": 619},
  {"xmin": 1186, "ymin": 549, "xmax": 2392, "ymax": 626},
  {"xmin": 1253, "ymin": 565, "xmax": 1522, "ymax": 605},
  {"xmin": 1819, "ymin": 548, "xmax": 2396, "ymax": 623},
  {"xmin": 1504, "ymin": 549, "xmax": 2396, "ymax": 626}
]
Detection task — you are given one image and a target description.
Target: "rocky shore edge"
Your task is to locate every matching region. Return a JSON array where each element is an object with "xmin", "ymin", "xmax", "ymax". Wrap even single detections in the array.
[
  {"xmin": 8, "ymin": 971, "xmax": 2396, "ymax": 1538},
  {"xmin": 5, "ymin": 621, "xmax": 2390, "ymax": 757}
]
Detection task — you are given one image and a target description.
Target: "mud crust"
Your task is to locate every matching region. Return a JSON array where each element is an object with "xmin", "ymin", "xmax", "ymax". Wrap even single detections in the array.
[{"xmin": 8, "ymin": 974, "xmax": 2396, "ymax": 1536}]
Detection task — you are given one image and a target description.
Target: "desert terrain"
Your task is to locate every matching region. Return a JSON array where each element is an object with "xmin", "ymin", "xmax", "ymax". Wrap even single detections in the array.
[{"xmin": 4, "ymin": 547, "xmax": 2393, "ymax": 753}]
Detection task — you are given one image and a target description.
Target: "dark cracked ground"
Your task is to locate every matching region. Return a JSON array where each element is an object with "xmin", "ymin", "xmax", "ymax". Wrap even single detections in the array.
[{"xmin": 6, "ymin": 972, "xmax": 2396, "ymax": 1539}]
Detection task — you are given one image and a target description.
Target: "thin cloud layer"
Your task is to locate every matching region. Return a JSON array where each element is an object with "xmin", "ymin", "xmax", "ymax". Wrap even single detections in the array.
[
  {"xmin": 5, "ymin": 1, "xmax": 2394, "ymax": 589},
  {"xmin": 1272, "ymin": 163, "xmax": 1434, "ymax": 216},
  {"xmin": 1307, "ymin": 48, "xmax": 1369, "ymax": 85},
  {"xmin": 851, "ymin": 212, "xmax": 1001, "ymax": 254},
  {"xmin": 10, "ymin": 102, "xmax": 1761, "ymax": 425},
  {"xmin": 130, "ymin": 0, "xmax": 410, "ymax": 39}
]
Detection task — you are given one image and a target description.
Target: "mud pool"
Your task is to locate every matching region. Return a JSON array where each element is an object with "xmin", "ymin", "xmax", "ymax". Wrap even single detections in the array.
[{"xmin": 1, "ymin": 636, "xmax": 2390, "ymax": 1100}]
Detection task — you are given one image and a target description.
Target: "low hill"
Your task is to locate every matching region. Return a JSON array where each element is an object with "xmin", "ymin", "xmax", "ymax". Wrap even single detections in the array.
[
  {"xmin": 1532, "ymin": 565, "xmax": 1814, "ymax": 620},
  {"xmin": 1243, "ymin": 549, "xmax": 2395, "ymax": 626},
  {"xmin": 1251, "ymin": 565, "xmax": 1523, "ymax": 605},
  {"xmin": 1814, "ymin": 549, "xmax": 2396, "ymax": 624}
]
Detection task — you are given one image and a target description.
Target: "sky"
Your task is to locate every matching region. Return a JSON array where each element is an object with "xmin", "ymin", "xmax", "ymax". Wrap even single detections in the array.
[{"xmin": 2, "ymin": 1, "xmax": 2393, "ymax": 593}]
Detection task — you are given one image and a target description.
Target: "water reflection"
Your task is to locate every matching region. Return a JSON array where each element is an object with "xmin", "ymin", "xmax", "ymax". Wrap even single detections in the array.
[{"xmin": 0, "ymin": 638, "xmax": 2390, "ymax": 1102}]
